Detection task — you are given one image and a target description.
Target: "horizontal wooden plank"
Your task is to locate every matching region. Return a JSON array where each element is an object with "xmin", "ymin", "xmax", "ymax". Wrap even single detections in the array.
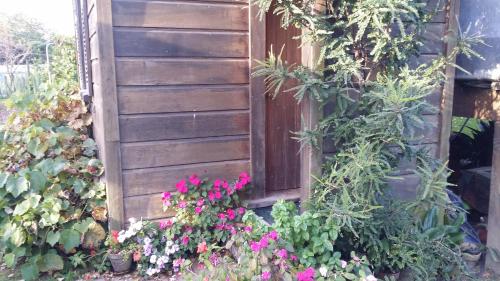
[
  {"xmin": 121, "ymin": 136, "xmax": 250, "ymax": 169},
  {"xmin": 387, "ymin": 173, "xmax": 420, "ymax": 201},
  {"xmin": 119, "ymin": 111, "xmax": 250, "ymax": 142},
  {"xmin": 115, "ymin": 58, "xmax": 249, "ymax": 85},
  {"xmin": 112, "ymin": 1, "xmax": 249, "ymax": 30},
  {"xmin": 124, "ymin": 193, "xmax": 168, "ymax": 220},
  {"xmin": 123, "ymin": 159, "xmax": 250, "ymax": 197},
  {"xmin": 426, "ymin": 0, "xmax": 446, "ymax": 23},
  {"xmin": 118, "ymin": 85, "xmax": 249, "ymax": 114},
  {"xmin": 114, "ymin": 29, "xmax": 249, "ymax": 58},
  {"xmin": 414, "ymin": 114, "xmax": 440, "ymax": 144}
]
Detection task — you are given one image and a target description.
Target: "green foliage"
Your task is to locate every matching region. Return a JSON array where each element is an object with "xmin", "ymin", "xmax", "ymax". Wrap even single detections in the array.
[
  {"xmin": 0, "ymin": 36, "xmax": 106, "ymax": 279},
  {"xmin": 254, "ymin": 0, "xmax": 483, "ymax": 278}
]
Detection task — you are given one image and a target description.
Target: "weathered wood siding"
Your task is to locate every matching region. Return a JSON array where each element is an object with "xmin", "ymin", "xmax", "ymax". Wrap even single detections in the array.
[{"xmin": 109, "ymin": 0, "xmax": 253, "ymax": 220}]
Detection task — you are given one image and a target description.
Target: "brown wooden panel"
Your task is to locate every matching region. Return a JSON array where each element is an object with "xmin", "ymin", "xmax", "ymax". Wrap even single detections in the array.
[
  {"xmin": 409, "ymin": 114, "xmax": 440, "ymax": 144},
  {"xmin": 91, "ymin": 59, "xmax": 100, "ymax": 85},
  {"xmin": 123, "ymin": 160, "xmax": 250, "ymax": 197},
  {"xmin": 89, "ymin": 35, "xmax": 98, "ymax": 61},
  {"xmin": 121, "ymin": 136, "xmax": 250, "ymax": 169},
  {"xmin": 452, "ymin": 83, "xmax": 500, "ymax": 121},
  {"xmin": 387, "ymin": 173, "xmax": 421, "ymax": 201},
  {"xmin": 114, "ymin": 29, "xmax": 249, "ymax": 58},
  {"xmin": 115, "ymin": 58, "xmax": 249, "ymax": 86},
  {"xmin": 119, "ymin": 111, "xmax": 250, "ymax": 142},
  {"xmin": 112, "ymin": 1, "xmax": 249, "ymax": 31},
  {"xmin": 265, "ymin": 4, "xmax": 302, "ymax": 192},
  {"xmin": 427, "ymin": 0, "xmax": 446, "ymax": 23},
  {"xmin": 124, "ymin": 193, "xmax": 167, "ymax": 220},
  {"xmin": 118, "ymin": 85, "xmax": 249, "ymax": 114}
]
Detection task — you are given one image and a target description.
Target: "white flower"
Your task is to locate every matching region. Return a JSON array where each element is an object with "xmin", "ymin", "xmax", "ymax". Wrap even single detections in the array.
[
  {"xmin": 128, "ymin": 217, "xmax": 137, "ymax": 225},
  {"xmin": 117, "ymin": 235, "xmax": 126, "ymax": 243},
  {"xmin": 144, "ymin": 237, "xmax": 152, "ymax": 245},
  {"xmin": 166, "ymin": 240, "xmax": 173, "ymax": 247},
  {"xmin": 364, "ymin": 275, "xmax": 377, "ymax": 281},
  {"xmin": 319, "ymin": 266, "xmax": 328, "ymax": 277},
  {"xmin": 146, "ymin": 267, "xmax": 159, "ymax": 276},
  {"xmin": 150, "ymin": 254, "xmax": 157, "ymax": 264},
  {"xmin": 340, "ymin": 260, "xmax": 347, "ymax": 269}
]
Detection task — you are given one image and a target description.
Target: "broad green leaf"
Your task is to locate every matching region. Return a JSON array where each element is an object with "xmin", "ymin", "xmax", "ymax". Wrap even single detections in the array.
[
  {"xmin": 10, "ymin": 226, "xmax": 26, "ymax": 247},
  {"xmin": 4, "ymin": 253, "xmax": 16, "ymax": 267},
  {"xmin": 0, "ymin": 172, "xmax": 8, "ymax": 188},
  {"xmin": 27, "ymin": 171, "xmax": 47, "ymax": 191},
  {"xmin": 13, "ymin": 194, "xmax": 41, "ymax": 216},
  {"xmin": 39, "ymin": 253, "xmax": 64, "ymax": 272},
  {"xmin": 21, "ymin": 262, "xmax": 39, "ymax": 281},
  {"xmin": 72, "ymin": 179, "xmax": 87, "ymax": 194},
  {"xmin": 59, "ymin": 229, "xmax": 81, "ymax": 252},
  {"xmin": 46, "ymin": 231, "xmax": 60, "ymax": 246},
  {"xmin": 27, "ymin": 138, "xmax": 48, "ymax": 159},
  {"xmin": 5, "ymin": 176, "xmax": 29, "ymax": 198}
]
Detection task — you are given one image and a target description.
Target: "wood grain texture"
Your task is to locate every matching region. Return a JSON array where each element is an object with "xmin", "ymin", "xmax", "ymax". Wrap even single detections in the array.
[
  {"xmin": 124, "ymin": 193, "xmax": 169, "ymax": 220},
  {"xmin": 114, "ymin": 29, "xmax": 249, "ymax": 58},
  {"xmin": 438, "ymin": 0, "xmax": 459, "ymax": 160},
  {"xmin": 121, "ymin": 136, "xmax": 250, "ymax": 170},
  {"xmin": 118, "ymin": 85, "xmax": 249, "ymax": 114},
  {"xmin": 452, "ymin": 83, "xmax": 500, "ymax": 121},
  {"xmin": 112, "ymin": 1, "xmax": 249, "ymax": 30},
  {"xmin": 119, "ymin": 111, "xmax": 250, "ymax": 142},
  {"xmin": 249, "ymin": 0, "xmax": 266, "ymax": 199},
  {"xmin": 387, "ymin": 173, "xmax": 421, "ymax": 201},
  {"xmin": 420, "ymin": 23, "xmax": 446, "ymax": 54},
  {"xmin": 265, "ymin": 7, "xmax": 302, "ymax": 192},
  {"xmin": 123, "ymin": 160, "xmax": 250, "ymax": 197},
  {"xmin": 486, "ymin": 121, "xmax": 500, "ymax": 273},
  {"xmin": 92, "ymin": 0, "xmax": 124, "ymax": 230},
  {"xmin": 115, "ymin": 58, "xmax": 249, "ymax": 86}
]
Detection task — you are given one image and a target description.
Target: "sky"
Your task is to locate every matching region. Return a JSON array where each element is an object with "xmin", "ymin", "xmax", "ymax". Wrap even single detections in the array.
[{"xmin": 1, "ymin": 0, "xmax": 75, "ymax": 35}]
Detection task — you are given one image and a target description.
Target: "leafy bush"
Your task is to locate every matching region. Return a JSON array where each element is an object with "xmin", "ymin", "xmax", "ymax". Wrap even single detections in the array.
[{"xmin": 0, "ymin": 37, "xmax": 107, "ymax": 280}]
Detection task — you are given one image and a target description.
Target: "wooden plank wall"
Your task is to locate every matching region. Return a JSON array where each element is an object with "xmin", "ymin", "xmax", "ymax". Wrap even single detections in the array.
[
  {"xmin": 109, "ymin": 0, "xmax": 253, "ymax": 220},
  {"xmin": 321, "ymin": 0, "xmax": 450, "ymax": 199}
]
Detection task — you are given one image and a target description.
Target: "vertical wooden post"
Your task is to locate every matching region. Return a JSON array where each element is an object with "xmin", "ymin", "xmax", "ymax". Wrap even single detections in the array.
[
  {"xmin": 299, "ymin": 3, "xmax": 324, "ymax": 208},
  {"xmin": 438, "ymin": 0, "xmax": 460, "ymax": 160},
  {"xmin": 94, "ymin": 0, "xmax": 124, "ymax": 230},
  {"xmin": 249, "ymin": 4, "xmax": 267, "ymax": 199},
  {"xmin": 486, "ymin": 105, "xmax": 500, "ymax": 273}
]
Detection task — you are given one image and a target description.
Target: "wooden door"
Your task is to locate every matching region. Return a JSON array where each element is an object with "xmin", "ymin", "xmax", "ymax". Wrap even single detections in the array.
[{"xmin": 265, "ymin": 9, "xmax": 302, "ymax": 192}]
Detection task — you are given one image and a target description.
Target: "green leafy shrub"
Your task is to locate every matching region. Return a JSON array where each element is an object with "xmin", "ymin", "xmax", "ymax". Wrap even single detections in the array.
[{"xmin": 0, "ymin": 37, "xmax": 107, "ymax": 280}]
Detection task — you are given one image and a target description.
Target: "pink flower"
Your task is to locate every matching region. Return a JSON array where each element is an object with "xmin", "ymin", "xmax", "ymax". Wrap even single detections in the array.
[
  {"xmin": 184, "ymin": 225, "xmax": 193, "ymax": 232},
  {"xmin": 218, "ymin": 213, "xmax": 226, "ymax": 220},
  {"xmin": 250, "ymin": 241, "xmax": 260, "ymax": 252},
  {"xmin": 181, "ymin": 236, "xmax": 190, "ymax": 246},
  {"xmin": 178, "ymin": 200, "xmax": 187, "ymax": 208},
  {"xmin": 259, "ymin": 236, "xmax": 269, "ymax": 249},
  {"xmin": 214, "ymin": 189, "xmax": 222, "ymax": 199},
  {"xmin": 234, "ymin": 181, "xmax": 244, "ymax": 191},
  {"xmin": 277, "ymin": 249, "xmax": 288, "ymax": 259},
  {"xmin": 239, "ymin": 172, "xmax": 251, "ymax": 184},
  {"xmin": 222, "ymin": 181, "xmax": 233, "ymax": 194},
  {"xmin": 195, "ymin": 207, "xmax": 203, "ymax": 214},
  {"xmin": 162, "ymin": 192, "xmax": 171, "ymax": 200},
  {"xmin": 244, "ymin": 225, "xmax": 253, "ymax": 233},
  {"xmin": 214, "ymin": 179, "xmax": 223, "ymax": 188},
  {"xmin": 261, "ymin": 271, "xmax": 271, "ymax": 280},
  {"xmin": 197, "ymin": 241, "xmax": 208, "ymax": 253},
  {"xmin": 197, "ymin": 198, "xmax": 205, "ymax": 207},
  {"xmin": 189, "ymin": 174, "xmax": 201, "ymax": 186},
  {"xmin": 364, "ymin": 275, "xmax": 377, "ymax": 281},
  {"xmin": 267, "ymin": 230, "xmax": 278, "ymax": 240},
  {"xmin": 208, "ymin": 191, "xmax": 216, "ymax": 202},
  {"xmin": 340, "ymin": 260, "xmax": 347, "ymax": 269},
  {"xmin": 226, "ymin": 209, "xmax": 235, "ymax": 220},
  {"xmin": 297, "ymin": 267, "xmax": 315, "ymax": 281},
  {"xmin": 238, "ymin": 207, "xmax": 246, "ymax": 215},
  {"xmin": 215, "ymin": 224, "xmax": 225, "ymax": 230},
  {"xmin": 176, "ymin": 179, "xmax": 189, "ymax": 193},
  {"xmin": 290, "ymin": 255, "xmax": 298, "ymax": 262},
  {"xmin": 159, "ymin": 220, "xmax": 169, "ymax": 230}
]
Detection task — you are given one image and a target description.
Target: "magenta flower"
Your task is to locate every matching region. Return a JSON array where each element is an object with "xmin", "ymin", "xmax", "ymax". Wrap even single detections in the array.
[
  {"xmin": 181, "ymin": 236, "xmax": 190, "ymax": 246},
  {"xmin": 297, "ymin": 267, "xmax": 315, "ymax": 281},
  {"xmin": 226, "ymin": 208, "xmax": 235, "ymax": 220},
  {"xmin": 162, "ymin": 191, "xmax": 171, "ymax": 200},
  {"xmin": 195, "ymin": 207, "xmax": 202, "ymax": 214},
  {"xmin": 239, "ymin": 172, "xmax": 251, "ymax": 185},
  {"xmin": 250, "ymin": 241, "xmax": 261, "ymax": 252},
  {"xmin": 218, "ymin": 213, "xmax": 226, "ymax": 220},
  {"xmin": 259, "ymin": 236, "xmax": 269, "ymax": 249},
  {"xmin": 189, "ymin": 174, "xmax": 201, "ymax": 186},
  {"xmin": 197, "ymin": 198, "xmax": 205, "ymax": 207},
  {"xmin": 208, "ymin": 191, "xmax": 216, "ymax": 202},
  {"xmin": 261, "ymin": 271, "xmax": 271, "ymax": 280},
  {"xmin": 214, "ymin": 178, "xmax": 223, "ymax": 188},
  {"xmin": 290, "ymin": 255, "xmax": 298, "ymax": 262},
  {"xmin": 178, "ymin": 200, "xmax": 187, "ymax": 208},
  {"xmin": 277, "ymin": 249, "xmax": 288, "ymax": 259},
  {"xmin": 215, "ymin": 189, "xmax": 222, "ymax": 199},
  {"xmin": 267, "ymin": 230, "xmax": 278, "ymax": 240},
  {"xmin": 159, "ymin": 220, "xmax": 169, "ymax": 230},
  {"xmin": 238, "ymin": 207, "xmax": 246, "ymax": 215},
  {"xmin": 244, "ymin": 225, "xmax": 253, "ymax": 232},
  {"xmin": 176, "ymin": 179, "xmax": 189, "ymax": 193},
  {"xmin": 234, "ymin": 181, "xmax": 244, "ymax": 191}
]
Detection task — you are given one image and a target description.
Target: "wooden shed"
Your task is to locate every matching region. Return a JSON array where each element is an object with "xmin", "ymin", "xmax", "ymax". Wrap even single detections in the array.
[{"xmin": 73, "ymin": 0, "xmax": 459, "ymax": 229}]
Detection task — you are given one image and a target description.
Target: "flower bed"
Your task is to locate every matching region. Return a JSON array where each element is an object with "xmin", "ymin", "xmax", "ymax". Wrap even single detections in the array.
[{"xmin": 107, "ymin": 173, "xmax": 376, "ymax": 281}]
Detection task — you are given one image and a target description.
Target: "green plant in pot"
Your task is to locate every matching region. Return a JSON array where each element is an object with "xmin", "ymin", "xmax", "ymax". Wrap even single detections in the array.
[{"xmin": 105, "ymin": 219, "xmax": 142, "ymax": 273}]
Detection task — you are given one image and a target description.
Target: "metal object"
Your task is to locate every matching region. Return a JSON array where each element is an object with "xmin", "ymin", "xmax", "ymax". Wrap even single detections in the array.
[{"xmin": 456, "ymin": 0, "xmax": 500, "ymax": 85}]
